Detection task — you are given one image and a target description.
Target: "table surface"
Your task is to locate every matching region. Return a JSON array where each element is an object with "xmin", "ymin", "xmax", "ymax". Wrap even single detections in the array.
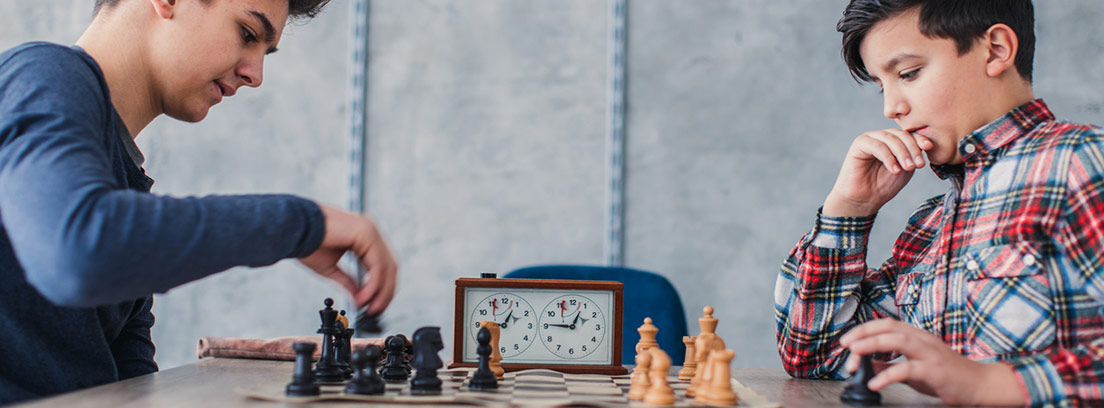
[{"xmin": 13, "ymin": 358, "xmax": 951, "ymax": 407}]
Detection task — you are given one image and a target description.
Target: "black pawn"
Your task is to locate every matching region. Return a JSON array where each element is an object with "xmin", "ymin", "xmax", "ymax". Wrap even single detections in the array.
[
  {"xmin": 397, "ymin": 333, "xmax": 413, "ymax": 372},
  {"xmin": 410, "ymin": 326, "xmax": 444, "ymax": 394},
  {"xmin": 380, "ymin": 335, "xmax": 410, "ymax": 382},
  {"xmin": 336, "ymin": 326, "xmax": 355, "ymax": 379},
  {"xmin": 468, "ymin": 327, "xmax": 497, "ymax": 391},
  {"xmin": 313, "ymin": 298, "xmax": 345, "ymax": 382},
  {"xmin": 344, "ymin": 346, "xmax": 385, "ymax": 395},
  {"xmin": 840, "ymin": 354, "xmax": 882, "ymax": 406},
  {"xmin": 286, "ymin": 342, "xmax": 320, "ymax": 397}
]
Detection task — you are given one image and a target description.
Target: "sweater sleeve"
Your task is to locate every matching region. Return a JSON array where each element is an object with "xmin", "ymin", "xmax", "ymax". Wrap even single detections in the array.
[
  {"xmin": 0, "ymin": 44, "xmax": 325, "ymax": 307},
  {"xmin": 775, "ymin": 197, "xmax": 943, "ymax": 379}
]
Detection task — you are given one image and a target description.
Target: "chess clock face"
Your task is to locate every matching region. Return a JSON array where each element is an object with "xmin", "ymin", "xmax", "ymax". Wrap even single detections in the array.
[{"xmin": 452, "ymin": 278, "xmax": 626, "ymax": 375}]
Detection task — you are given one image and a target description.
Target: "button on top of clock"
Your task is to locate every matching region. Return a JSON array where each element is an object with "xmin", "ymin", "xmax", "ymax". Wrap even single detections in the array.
[{"xmin": 481, "ymin": 273, "xmax": 497, "ymax": 279}]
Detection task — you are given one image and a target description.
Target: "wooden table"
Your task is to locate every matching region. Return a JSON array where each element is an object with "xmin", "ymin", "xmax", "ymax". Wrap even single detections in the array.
[{"xmin": 13, "ymin": 358, "xmax": 948, "ymax": 407}]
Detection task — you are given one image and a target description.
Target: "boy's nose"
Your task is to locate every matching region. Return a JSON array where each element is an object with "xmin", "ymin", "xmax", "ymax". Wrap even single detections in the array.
[
  {"xmin": 883, "ymin": 91, "xmax": 909, "ymax": 120},
  {"xmin": 237, "ymin": 57, "xmax": 264, "ymax": 88}
]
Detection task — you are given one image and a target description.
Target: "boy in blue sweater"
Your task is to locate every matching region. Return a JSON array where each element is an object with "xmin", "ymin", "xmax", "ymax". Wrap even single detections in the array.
[{"xmin": 0, "ymin": 0, "xmax": 398, "ymax": 403}]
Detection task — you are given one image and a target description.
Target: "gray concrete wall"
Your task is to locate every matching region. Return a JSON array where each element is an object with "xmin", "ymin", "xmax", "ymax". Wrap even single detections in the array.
[{"xmin": 2, "ymin": 1, "xmax": 1102, "ymax": 371}]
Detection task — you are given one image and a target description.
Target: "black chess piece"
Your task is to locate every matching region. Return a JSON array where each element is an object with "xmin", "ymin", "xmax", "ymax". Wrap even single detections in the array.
[
  {"xmin": 286, "ymin": 342, "xmax": 321, "ymax": 397},
  {"xmin": 336, "ymin": 326, "xmax": 355, "ymax": 379},
  {"xmin": 344, "ymin": 345, "xmax": 385, "ymax": 395},
  {"xmin": 409, "ymin": 326, "xmax": 444, "ymax": 394},
  {"xmin": 354, "ymin": 309, "xmax": 384, "ymax": 336},
  {"xmin": 840, "ymin": 354, "xmax": 882, "ymax": 406},
  {"xmin": 380, "ymin": 335, "xmax": 410, "ymax": 382},
  {"xmin": 313, "ymin": 298, "xmax": 346, "ymax": 382},
  {"xmin": 397, "ymin": 333, "xmax": 413, "ymax": 372},
  {"xmin": 467, "ymin": 327, "xmax": 497, "ymax": 391}
]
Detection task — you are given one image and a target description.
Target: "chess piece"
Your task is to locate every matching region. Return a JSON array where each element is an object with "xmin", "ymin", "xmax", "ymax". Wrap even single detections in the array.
[
  {"xmin": 698, "ymin": 350, "xmax": 738, "ymax": 406},
  {"xmin": 380, "ymin": 335, "xmax": 411, "ymax": 382},
  {"xmin": 354, "ymin": 309, "xmax": 384, "ymax": 335},
  {"xmin": 336, "ymin": 327, "xmax": 355, "ymax": 379},
  {"xmin": 480, "ymin": 321, "xmax": 505, "ymax": 380},
  {"xmin": 468, "ymin": 327, "xmax": 498, "ymax": 391},
  {"xmin": 410, "ymin": 326, "xmax": 444, "ymax": 394},
  {"xmin": 630, "ymin": 317, "xmax": 659, "ymax": 394},
  {"xmin": 627, "ymin": 347, "xmax": 652, "ymax": 401},
  {"xmin": 337, "ymin": 309, "xmax": 349, "ymax": 329},
  {"xmin": 678, "ymin": 335, "xmax": 697, "ymax": 380},
  {"xmin": 643, "ymin": 348, "xmax": 675, "ymax": 406},
  {"xmin": 840, "ymin": 354, "xmax": 881, "ymax": 406},
  {"xmin": 636, "ymin": 317, "xmax": 659, "ymax": 352},
  {"xmin": 687, "ymin": 306, "xmax": 725, "ymax": 397},
  {"xmin": 286, "ymin": 342, "xmax": 320, "ymax": 397},
  {"xmin": 344, "ymin": 345, "xmax": 385, "ymax": 395},
  {"xmin": 313, "ymin": 298, "xmax": 346, "ymax": 382},
  {"xmin": 398, "ymin": 333, "xmax": 414, "ymax": 372}
]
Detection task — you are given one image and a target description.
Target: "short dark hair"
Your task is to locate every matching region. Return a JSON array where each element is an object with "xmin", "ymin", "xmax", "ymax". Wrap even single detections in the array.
[
  {"xmin": 837, "ymin": 0, "xmax": 1035, "ymax": 83},
  {"xmin": 93, "ymin": 0, "xmax": 331, "ymax": 20}
]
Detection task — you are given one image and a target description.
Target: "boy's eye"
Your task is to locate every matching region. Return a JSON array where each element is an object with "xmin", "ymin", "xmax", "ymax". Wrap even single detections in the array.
[
  {"xmin": 900, "ymin": 68, "xmax": 921, "ymax": 81},
  {"xmin": 241, "ymin": 26, "xmax": 257, "ymax": 43}
]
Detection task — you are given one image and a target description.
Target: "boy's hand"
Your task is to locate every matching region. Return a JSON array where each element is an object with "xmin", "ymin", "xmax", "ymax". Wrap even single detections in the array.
[
  {"xmin": 299, "ymin": 204, "xmax": 398, "ymax": 315},
  {"xmin": 823, "ymin": 129, "xmax": 933, "ymax": 217},
  {"xmin": 840, "ymin": 319, "xmax": 1024, "ymax": 406}
]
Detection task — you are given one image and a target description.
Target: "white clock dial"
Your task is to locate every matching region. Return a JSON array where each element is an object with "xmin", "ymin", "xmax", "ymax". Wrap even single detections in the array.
[
  {"xmin": 538, "ymin": 294, "xmax": 606, "ymax": 359},
  {"xmin": 468, "ymin": 293, "xmax": 537, "ymax": 358}
]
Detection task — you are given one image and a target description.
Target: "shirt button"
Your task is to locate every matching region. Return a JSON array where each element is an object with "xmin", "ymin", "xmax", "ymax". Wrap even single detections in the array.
[
  {"xmin": 966, "ymin": 260, "xmax": 980, "ymax": 271},
  {"xmin": 963, "ymin": 144, "xmax": 977, "ymax": 154},
  {"xmin": 1023, "ymin": 254, "xmax": 1036, "ymax": 266}
]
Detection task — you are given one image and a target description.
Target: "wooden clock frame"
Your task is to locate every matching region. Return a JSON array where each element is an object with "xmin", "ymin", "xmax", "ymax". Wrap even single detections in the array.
[{"xmin": 450, "ymin": 277, "xmax": 627, "ymax": 375}]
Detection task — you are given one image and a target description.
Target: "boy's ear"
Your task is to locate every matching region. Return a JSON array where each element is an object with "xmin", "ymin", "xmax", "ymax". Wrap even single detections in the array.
[
  {"xmin": 984, "ymin": 23, "xmax": 1019, "ymax": 78},
  {"xmin": 149, "ymin": 0, "xmax": 176, "ymax": 19}
]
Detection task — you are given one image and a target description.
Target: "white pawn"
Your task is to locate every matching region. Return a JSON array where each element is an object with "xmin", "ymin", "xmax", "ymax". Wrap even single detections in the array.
[
  {"xmin": 628, "ymin": 348, "xmax": 652, "ymax": 401},
  {"xmin": 643, "ymin": 347, "xmax": 675, "ymax": 406}
]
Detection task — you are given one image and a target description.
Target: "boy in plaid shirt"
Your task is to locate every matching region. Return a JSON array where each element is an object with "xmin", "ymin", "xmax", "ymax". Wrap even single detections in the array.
[{"xmin": 775, "ymin": 1, "xmax": 1104, "ymax": 406}]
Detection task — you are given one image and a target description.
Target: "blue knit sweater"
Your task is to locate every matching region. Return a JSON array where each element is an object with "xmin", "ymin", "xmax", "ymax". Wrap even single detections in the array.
[{"xmin": 0, "ymin": 42, "xmax": 325, "ymax": 404}]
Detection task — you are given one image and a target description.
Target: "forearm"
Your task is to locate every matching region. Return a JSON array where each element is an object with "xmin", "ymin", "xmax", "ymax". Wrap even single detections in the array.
[
  {"xmin": 1007, "ymin": 344, "xmax": 1104, "ymax": 406},
  {"xmin": 6, "ymin": 190, "xmax": 325, "ymax": 306},
  {"xmin": 775, "ymin": 209, "xmax": 886, "ymax": 378}
]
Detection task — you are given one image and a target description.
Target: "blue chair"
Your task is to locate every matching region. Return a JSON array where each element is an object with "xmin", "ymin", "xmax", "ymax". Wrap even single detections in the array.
[{"xmin": 503, "ymin": 264, "xmax": 689, "ymax": 365}]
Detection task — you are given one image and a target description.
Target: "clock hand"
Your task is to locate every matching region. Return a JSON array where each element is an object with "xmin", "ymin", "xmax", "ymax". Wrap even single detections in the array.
[
  {"xmin": 546, "ymin": 323, "xmax": 574, "ymax": 329},
  {"xmin": 498, "ymin": 310, "xmax": 514, "ymax": 329}
]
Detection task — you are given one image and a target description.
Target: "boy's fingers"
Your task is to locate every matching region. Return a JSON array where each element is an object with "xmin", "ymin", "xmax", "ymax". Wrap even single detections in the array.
[
  {"xmin": 868, "ymin": 361, "xmax": 922, "ymax": 391},
  {"xmin": 885, "ymin": 128, "xmax": 926, "ymax": 166},
  {"xmin": 870, "ymin": 131, "xmax": 918, "ymax": 170},
  {"xmin": 858, "ymin": 137, "xmax": 903, "ymax": 174},
  {"xmin": 840, "ymin": 318, "xmax": 901, "ymax": 345}
]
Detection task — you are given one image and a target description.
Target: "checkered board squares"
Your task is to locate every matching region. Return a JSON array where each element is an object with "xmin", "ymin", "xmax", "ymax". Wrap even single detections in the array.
[{"xmin": 239, "ymin": 368, "xmax": 779, "ymax": 407}]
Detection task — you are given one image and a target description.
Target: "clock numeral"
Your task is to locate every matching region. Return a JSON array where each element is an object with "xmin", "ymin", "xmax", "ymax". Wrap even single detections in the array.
[
  {"xmin": 543, "ymin": 323, "xmax": 549, "ymax": 329},
  {"xmin": 500, "ymin": 346, "xmax": 506, "ymax": 354},
  {"xmin": 569, "ymin": 299, "xmax": 577, "ymax": 306},
  {"xmin": 592, "ymin": 312, "xmax": 597, "ymax": 318},
  {"xmin": 592, "ymin": 337, "xmax": 597, "ymax": 343},
  {"xmin": 478, "ymin": 309, "xmax": 487, "ymax": 316},
  {"xmin": 568, "ymin": 348, "xmax": 574, "ymax": 355},
  {"xmin": 513, "ymin": 344, "xmax": 519, "ymax": 350},
  {"xmin": 524, "ymin": 310, "xmax": 529, "ymax": 317},
  {"xmin": 547, "ymin": 336, "xmax": 553, "ymax": 343},
  {"xmin": 582, "ymin": 345, "xmax": 587, "ymax": 352},
  {"xmin": 547, "ymin": 311, "xmax": 555, "ymax": 317},
  {"xmin": 528, "ymin": 323, "xmax": 533, "ymax": 329},
  {"xmin": 556, "ymin": 345, "xmax": 561, "ymax": 351},
  {"xmin": 474, "ymin": 322, "xmax": 481, "ymax": 328},
  {"xmin": 524, "ymin": 335, "xmax": 529, "ymax": 341},
  {"xmin": 595, "ymin": 324, "xmax": 600, "ymax": 331}
]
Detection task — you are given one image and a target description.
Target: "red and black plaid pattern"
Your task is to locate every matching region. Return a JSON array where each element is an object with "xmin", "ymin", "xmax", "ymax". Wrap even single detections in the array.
[{"xmin": 775, "ymin": 100, "xmax": 1104, "ymax": 407}]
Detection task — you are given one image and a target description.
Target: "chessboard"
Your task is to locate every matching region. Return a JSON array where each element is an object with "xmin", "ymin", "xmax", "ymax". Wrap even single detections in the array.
[{"xmin": 238, "ymin": 367, "xmax": 779, "ymax": 407}]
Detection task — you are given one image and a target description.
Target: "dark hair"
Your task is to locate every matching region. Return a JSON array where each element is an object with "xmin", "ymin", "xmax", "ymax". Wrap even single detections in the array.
[
  {"xmin": 93, "ymin": 0, "xmax": 331, "ymax": 20},
  {"xmin": 837, "ymin": 0, "xmax": 1035, "ymax": 83}
]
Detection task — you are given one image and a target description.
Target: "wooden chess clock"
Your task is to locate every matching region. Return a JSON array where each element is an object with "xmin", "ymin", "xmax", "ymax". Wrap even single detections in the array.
[{"xmin": 450, "ymin": 276, "xmax": 627, "ymax": 375}]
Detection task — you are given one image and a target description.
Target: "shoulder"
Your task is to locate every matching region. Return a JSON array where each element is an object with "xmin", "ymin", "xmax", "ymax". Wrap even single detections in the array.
[
  {"xmin": 0, "ymin": 42, "xmax": 110, "ymax": 136},
  {"xmin": 0, "ymin": 42, "xmax": 109, "ymax": 114}
]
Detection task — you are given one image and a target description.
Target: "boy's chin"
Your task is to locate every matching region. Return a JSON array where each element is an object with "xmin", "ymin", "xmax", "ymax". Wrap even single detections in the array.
[{"xmin": 166, "ymin": 106, "xmax": 211, "ymax": 123}]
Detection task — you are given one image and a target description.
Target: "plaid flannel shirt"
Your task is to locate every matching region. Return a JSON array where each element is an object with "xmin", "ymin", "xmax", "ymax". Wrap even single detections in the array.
[{"xmin": 775, "ymin": 100, "xmax": 1104, "ymax": 407}]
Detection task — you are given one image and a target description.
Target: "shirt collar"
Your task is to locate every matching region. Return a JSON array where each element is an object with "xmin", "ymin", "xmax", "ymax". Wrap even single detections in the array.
[{"xmin": 930, "ymin": 99, "xmax": 1053, "ymax": 180}]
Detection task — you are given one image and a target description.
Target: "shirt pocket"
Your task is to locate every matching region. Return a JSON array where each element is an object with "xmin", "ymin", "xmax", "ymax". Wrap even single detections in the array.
[{"xmin": 963, "ymin": 242, "xmax": 1056, "ymax": 356}]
